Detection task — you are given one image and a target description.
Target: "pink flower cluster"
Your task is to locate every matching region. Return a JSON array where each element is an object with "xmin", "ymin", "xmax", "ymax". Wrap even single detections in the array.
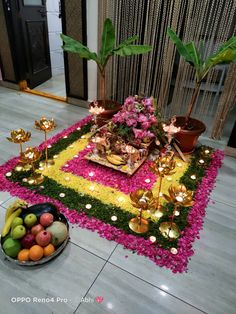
[
  {"xmin": 62, "ymin": 145, "xmax": 156, "ymax": 194},
  {"xmin": 0, "ymin": 116, "xmax": 224, "ymax": 273},
  {"xmin": 112, "ymin": 96, "xmax": 157, "ymax": 141}
]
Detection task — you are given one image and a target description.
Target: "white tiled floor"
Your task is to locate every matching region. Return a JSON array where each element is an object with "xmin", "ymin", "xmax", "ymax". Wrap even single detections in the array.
[{"xmin": 0, "ymin": 86, "xmax": 236, "ymax": 314}]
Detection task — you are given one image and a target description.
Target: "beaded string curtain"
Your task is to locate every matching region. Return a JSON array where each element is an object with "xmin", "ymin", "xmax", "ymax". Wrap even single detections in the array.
[{"xmin": 98, "ymin": 0, "xmax": 236, "ymax": 139}]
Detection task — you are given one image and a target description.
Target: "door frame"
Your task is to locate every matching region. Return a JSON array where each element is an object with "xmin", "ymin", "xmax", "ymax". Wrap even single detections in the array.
[
  {"xmin": 0, "ymin": 0, "xmax": 88, "ymax": 101},
  {"xmin": 61, "ymin": 0, "xmax": 88, "ymax": 101}
]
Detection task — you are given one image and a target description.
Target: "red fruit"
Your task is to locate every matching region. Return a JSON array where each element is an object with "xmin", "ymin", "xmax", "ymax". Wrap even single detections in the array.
[
  {"xmin": 35, "ymin": 230, "xmax": 52, "ymax": 247},
  {"xmin": 40, "ymin": 213, "xmax": 54, "ymax": 227},
  {"xmin": 21, "ymin": 233, "xmax": 36, "ymax": 249},
  {"xmin": 31, "ymin": 224, "xmax": 44, "ymax": 236}
]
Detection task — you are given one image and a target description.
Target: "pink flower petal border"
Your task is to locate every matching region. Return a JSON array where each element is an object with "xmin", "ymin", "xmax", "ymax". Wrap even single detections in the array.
[{"xmin": 0, "ymin": 116, "xmax": 224, "ymax": 273}]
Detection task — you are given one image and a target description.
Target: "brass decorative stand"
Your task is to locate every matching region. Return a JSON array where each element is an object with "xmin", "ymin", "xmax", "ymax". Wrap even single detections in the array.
[
  {"xmin": 20, "ymin": 147, "xmax": 44, "ymax": 185},
  {"xmin": 35, "ymin": 117, "xmax": 56, "ymax": 169}
]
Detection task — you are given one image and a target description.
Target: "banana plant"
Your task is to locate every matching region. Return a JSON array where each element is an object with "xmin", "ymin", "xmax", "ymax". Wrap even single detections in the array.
[
  {"xmin": 61, "ymin": 18, "xmax": 152, "ymax": 102},
  {"xmin": 167, "ymin": 27, "xmax": 236, "ymax": 126}
]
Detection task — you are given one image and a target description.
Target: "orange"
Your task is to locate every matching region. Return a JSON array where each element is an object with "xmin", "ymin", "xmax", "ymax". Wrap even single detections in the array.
[
  {"xmin": 29, "ymin": 245, "xmax": 44, "ymax": 261},
  {"xmin": 17, "ymin": 249, "xmax": 30, "ymax": 261},
  {"xmin": 43, "ymin": 243, "xmax": 55, "ymax": 257}
]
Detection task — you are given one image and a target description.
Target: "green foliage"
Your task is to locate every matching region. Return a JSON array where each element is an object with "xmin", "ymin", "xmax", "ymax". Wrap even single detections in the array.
[
  {"xmin": 116, "ymin": 124, "xmax": 132, "ymax": 139},
  {"xmin": 167, "ymin": 27, "xmax": 236, "ymax": 83},
  {"xmin": 61, "ymin": 18, "xmax": 152, "ymax": 74}
]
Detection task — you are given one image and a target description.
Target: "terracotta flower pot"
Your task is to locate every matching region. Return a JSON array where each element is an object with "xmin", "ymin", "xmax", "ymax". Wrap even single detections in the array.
[
  {"xmin": 174, "ymin": 116, "xmax": 206, "ymax": 153},
  {"xmin": 89, "ymin": 100, "xmax": 122, "ymax": 127}
]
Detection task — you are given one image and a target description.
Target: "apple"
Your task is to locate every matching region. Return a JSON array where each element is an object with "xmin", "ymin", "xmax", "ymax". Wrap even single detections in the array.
[
  {"xmin": 31, "ymin": 224, "xmax": 44, "ymax": 236},
  {"xmin": 21, "ymin": 233, "xmax": 36, "ymax": 249},
  {"xmin": 35, "ymin": 230, "xmax": 52, "ymax": 247},
  {"xmin": 11, "ymin": 217, "xmax": 23, "ymax": 230},
  {"xmin": 40, "ymin": 213, "xmax": 54, "ymax": 227},
  {"xmin": 24, "ymin": 213, "xmax": 37, "ymax": 228},
  {"xmin": 11, "ymin": 225, "xmax": 26, "ymax": 240}
]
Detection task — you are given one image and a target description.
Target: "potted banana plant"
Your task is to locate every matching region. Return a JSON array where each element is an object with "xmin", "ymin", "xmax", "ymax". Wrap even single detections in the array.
[
  {"xmin": 61, "ymin": 18, "xmax": 152, "ymax": 126},
  {"xmin": 167, "ymin": 28, "xmax": 236, "ymax": 152}
]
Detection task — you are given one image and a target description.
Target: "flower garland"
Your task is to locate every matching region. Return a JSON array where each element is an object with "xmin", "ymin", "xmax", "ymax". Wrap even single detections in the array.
[{"xmin": 0, "ymin": 116, "xmax": 224, "ymax": 272}]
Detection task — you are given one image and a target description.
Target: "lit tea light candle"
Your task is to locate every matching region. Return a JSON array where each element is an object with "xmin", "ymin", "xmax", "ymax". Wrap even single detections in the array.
[
  {"xmin": 47, "ymin": 145, "xmax": 52, "ymax": 148},
  {"xmin": 39, "ymin": 185, "xmax": 45, "ymax": 189},
  {"xmin": 38, "ymin": 167, "xmax": 44, "ymax": 171},
  {"xmin": 89, "ymin": 185, "xmax": 95, "ymax": 191},
  {"xmin": 190, "ymin": 174, "xmax": 196, "ymax": 180},
  {"xmin": 199, "ymin": 159, "xmax": 205, "ymax": 164},
  {"xmin": 64, "ymin": 177, "xmax": 70, "ymax": 181},
  {"xmin": 88, "ymin": 171, "xmax": 94, "ymax": 177},
  {"xmin": 22, "ymin": 178, "xmax": 28, "ymax": 182},
  {"xmin": 117, "ymin": 196, "xmax": 124, "ymax": 202},
  {"xmin": 77, "ymin": 127, "xmax": 81, "ymax": 130},
  {"xmin": 174, "ymin": 210, "xmax": 180, "ymax": 216},
  {"xmin": 85, "ymin": 204, "xmax": 92, "ymax": 209},
  {"xmin": 74, "ymin": 155, "xmax": 78, "ymax": 158},
  {"xmin": 177, "ymin": 162, "xmax": 182, "ymax": 167},
  {"xmin": 154, "ymin": 211, "xmax": 163, "ymax": 218},
  {"xmin": 6, "ymin": 172, "xmax": 12, "ymax": 177},
  {"xmin": 28, "ymin": 179, "xmax": 34, "ymax": 185},
  {"xmin": 111, "ymin": 215, "xmax": 117, "ymax": 221},
  {"xmin": 204, "ymin": 149, "xmax": 210, "ymax": 154},
  {"xmin": 69, "ymin": 145, "xmax": 74, "ymax": 149},
  {"xmin": 170, "ymin": 247, "xmax": 178, "ymax": 254},
  {"xmin": 63, "ymin": 135, "xmax": 68, "ymax": 139},
  {"xmin": 64, "ymin": 164, "xmax": 69, "ymax": 167},
  {"xmin": 159, "ymin": 192, "xmax": 163, "ymax": 197},
  {"xmin": 53, "ymin": 155, "xmax": 58, "ymax": 159},
  {"xmin": 87, "ymin": 145, "xmax": 91, "ymax": 148},
  {"xmin": 15, "ymin": 165, "xmax": 23, "ymax": 172},
  {"xmin": 145, "ymin": 178, "xmax": 151, "ymax": 183},
  {"xmin": 167, "ymin": 177, "xmax": 172, "ymax": 181},
  {"xmin": 81, "ymin": 135, "xmax": 85, "ymax": 139},
  {"xmin": 59, "ymin": 193, "xmax": 65, "ymax": 198},
  {"xmin": 149, "ymin": 236, "xmax": 156, "ymax": 243}
]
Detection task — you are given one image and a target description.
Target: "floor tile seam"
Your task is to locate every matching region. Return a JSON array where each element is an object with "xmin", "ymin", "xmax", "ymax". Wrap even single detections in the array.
[
  {"xmin": 106, "ymin": 260, "xmax": 208, "ymax": 314},
  {"xmin": 0, "ymin": 196, "xmax": 15, "ymax": 207},
  {"xmin": 68, "ymin": 240, "xmax": 108, "ymax": 262},
  {"xmin": 210, "ymin": 197, "xmax": 236, "ymax": 209},
  {"xmin": 73, "ymin": 244, "xmax": 119, "ymax": 314}
]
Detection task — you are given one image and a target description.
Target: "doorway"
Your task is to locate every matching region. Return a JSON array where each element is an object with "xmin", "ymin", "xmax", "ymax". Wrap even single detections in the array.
[
  {"xmin": 33, "ymin": 0, "xmax": 66, "ymax": 98},
  {"xmin": 0, "ymin": 0, "xmax": 87, "ymax": 102}
]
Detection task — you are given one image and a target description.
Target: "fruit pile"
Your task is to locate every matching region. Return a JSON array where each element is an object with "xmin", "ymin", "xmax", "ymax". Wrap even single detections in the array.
[{"xmin": 1, "ymin": 200, "xmax": 69, "ymax": 263}]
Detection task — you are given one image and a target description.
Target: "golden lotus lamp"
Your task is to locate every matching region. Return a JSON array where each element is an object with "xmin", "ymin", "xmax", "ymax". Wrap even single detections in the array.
[
  {"xmin": 159, "ymin": 184, "xmax": 194, "ymax": 240},
  {"xmin": 35, "ymin": 117, "xmax": 56, "ymax": 168},
  {"xmin": 7, "ymin": 128, "xmax": 32, "ymax": 172},
  {"xmin": 149, "ymin": 155, "xmax": 176, "ymax": 218},
  {"xmin": 129, "ymin": 189, "xmax": 153, "ymax": 233},
  {"xmin": 20, "ymin": 147, "xmax": 44, "ymax": 185}
]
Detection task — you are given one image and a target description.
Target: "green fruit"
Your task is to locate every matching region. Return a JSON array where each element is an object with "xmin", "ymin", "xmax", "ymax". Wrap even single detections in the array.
[
  {"xmin": 46, "ymin": 221, "xmax": 68, "ymax": 246},
  {"xmin": 11, "ymin": 225, "xmax": 26, "ymax": 239},
  {"xmin": 24, "ymin": 213, "xmax": 37, "ymax": 228},
  {"xmin": 11, "ymin": 217, "xmax": 23, "ymax": 230},
  {"xmin": 3, "ymin": 238, "xmax": 21, "ymax": 258}
]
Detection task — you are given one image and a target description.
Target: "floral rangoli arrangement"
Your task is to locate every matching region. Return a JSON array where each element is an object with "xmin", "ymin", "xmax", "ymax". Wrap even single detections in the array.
[{"xmin": 0, "ymin": 97, "xmax": 224, "ymax": 272}]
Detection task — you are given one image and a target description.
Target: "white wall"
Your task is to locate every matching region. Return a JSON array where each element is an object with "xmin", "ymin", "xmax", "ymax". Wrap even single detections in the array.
[
  {"xmin": 87, "ymin": 0, "xmax": 98, "ymax": 101},
  {"xmin": 46, "ymin": 0, "xmax": 64, "ymax": 76}
]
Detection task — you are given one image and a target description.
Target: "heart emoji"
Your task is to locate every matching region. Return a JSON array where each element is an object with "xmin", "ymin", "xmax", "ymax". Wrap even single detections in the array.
[{"xmin": 95, "ymin": 296, "xmax": 104, "ymax": 303}]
